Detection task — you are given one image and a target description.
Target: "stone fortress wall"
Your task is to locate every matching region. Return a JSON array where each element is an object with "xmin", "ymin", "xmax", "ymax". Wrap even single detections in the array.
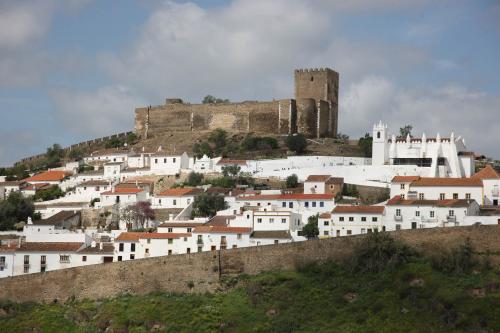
[
  {"xmin": 135, "ymin": 68, "xmax": 340, "ymax": 139},
  {"xmin": 0, "ymin": 225, "xmax": 498, "ymax": 303}
]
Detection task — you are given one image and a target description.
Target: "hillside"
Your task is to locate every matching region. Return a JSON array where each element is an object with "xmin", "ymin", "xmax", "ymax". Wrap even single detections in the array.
[{"xmin": 1, "ymin": 234, "xmax": 499, "ymax": 333}]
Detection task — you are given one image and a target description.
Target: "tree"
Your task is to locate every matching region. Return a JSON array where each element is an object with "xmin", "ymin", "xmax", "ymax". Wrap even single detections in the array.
[
  {"xmin": 0, "ymin": 192, "xmax": 35, "ymax": 230},
  {"xmin": 191, "ymin": 192, "xmax": 227, "ymax": 218},
  {"xmin": 33, "ymin": 186, "xmax": 64, "ymax": 201},
  {"xmin": 302, "ymin": 214, "xmax": 319, "ymax": 239},
  {"xmin": 285, "ymin": 134, "xmax": 308, "ymax": 154},
  {"xmin": 336, "ymin": 133, "xmax": 350, "ymax": 141},
  {"xmin": 358, "ymin": 133, "xmax": 373, "ymax": 157},
  {"xmin": 105, "ymin": 137, "xmax": 124, "ymax": 149},
  {"xmin": 208, "ymin": 128, "xmax": 228, "ymax": 154},
  {"xmin": 202, "ymin": 95, "xmax": 229, "ymax": 104},
  {"xmin": 399, "ymin": 125, "xmax": 413, "ymax": 138},
  {"xmin": 120, "ymin": 205, "xmax": 139, "ymax": 230},
  {"xmin": 136, "ymin": 201, "xmax": 155, "ymax": 229},
  {"xmin": 222, "ymin": 165, "xmax": 241, "ymax": 178},
  {"xmin": 67, "ymin": 148, "xmax": 83, "ymax": 160},
  {"xmin": 193, "ymin": 141, "xmax": 213, "ymax": 158},
  {"xmin": 286, "ymin": 174, "xmax": 298, "ymax": 188},
  {"xmin": 186, "ymin": 172, "xmax": 204, "ymax": 186},
  {"xmin": 46, "ymin": 143, "xmax": 64, "ymax": 166}
]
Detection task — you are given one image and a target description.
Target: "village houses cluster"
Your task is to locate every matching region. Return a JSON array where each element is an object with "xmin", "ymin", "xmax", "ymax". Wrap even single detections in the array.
[{"xmin": 0, "ymin": 122, "xmax": 499, "ymax": 278}]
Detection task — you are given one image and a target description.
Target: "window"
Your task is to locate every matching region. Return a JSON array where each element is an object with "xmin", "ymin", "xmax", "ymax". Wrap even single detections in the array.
[
  {"xmin": 377, "ymin": 131, "xmax": 381, "ymax": 139},
  {"xmin": 361, "ymin": 217, "xmax": 366, "ymax": 222},
  {"xmin": 168, "ymin": 239, "xmax": 173, "ymax": 244},
  {"xmin": 320, "ymin": 202, "xmax": 324, "ymax": 207},
  {"xmin": 274, "ymin": 240, "xmax": 279, "ymax": 244},
  {"xmin": 312, "ymin": 202, "xmax": 317, "ymax": 208},
  {"xmin": 400, "ymin": 184, "xmax": 405, "ymax": 190},
  {"xmin": 187, "ymin": 248, "xmax": 191, "ymax": 254},
  {"xmin": 168, "ymin": 250, "xmax": 172, "ymax": 255},
  {"xmin": 0, "ymin": 256, "xmax": 5, "ymax": 269},
  {"xmin": 305, "ymin": 201, "xmax": 309, "ymax": 208},
  {"xmin": 130, "ymin": 243, "xmax": 136, "ymax": 252},
  {"xmin": 168, "ymin": 228, "xmax": 173, "ymax": 233},
  {"xmin": 324, "ymin": 231, "xmax": 329, "ymax": 236},
  {"xmin": 281, "ymin": 218, "xmax": 286, "ymax": 223},
  {"xmin": 154, "ymin": 158, "xmax": 158, "ymax": 164},
  {"xmin": 173, "ymin": 158, "xmax": 176, "ymax": 163},
  {"xmin": 60, "ymin": 255, "xmax": 70, "ymax": 263},
  {"xmin": 147, "ymin": 239, "xmax": 151, "ymax": 244},
  {"xmin": 324, "ymin": 221, "xmax": 329, "ymax": 226},
  {"xmin": 118, "ymin": 256, "xmax": 122, "ymax": 262},
  {"xmin": 184, "ymin": 237, "xmax": 188, "ymax": 242},
  {"xmin": 187, "ymin": 227, "xmax": 192, "ymax": 232},
  {"xmin": 416, "ymin": 210, "xmax": 420, "ymax": 217},
  {"xmin": 119, "ymin": 243, "xmax": 124, "ymax": 251},
  {"xmin": 448, "ymin": 210, "xmax": 455, "ymax": 217},
  {"xmin": 198, "ymin": 246, "xmax": 202, "ymax": 253},
  {"xmin": 187, "ymin": 199, "xmax": 191, "ymax": 204},
  {"xmin": 159, "ymin": 199, "xmax": 162, "ymax": 205},
  {"xmin": 401, "ymin": 194, "xmax": 405, "ymax": 199},
  {"xmin": 466, "ymin": 193, "xmax": 471, "ymax": 200},
  {"xmin": 269, "ymin": 218, "xmax": 274, "ymax": 223},
  {"xmin": 396, "ymin": 224, "xmax": 401, "ymax": 230},
  {"xmin": 346, "ymin": 230, "xmax": 352, "ymax": 235},
  {"xmin": 372, "ymin": 217, "xmax": 378, "ymax": 222},
  {"xmin": 289, "ymin": 202, "xmax": 293, "ymax": 208},
  {"xmin": 339, "ymin": 217, "xmax": 344, "ymax": 222},
  {"xmin": 440, "ymin": 193, "xmax": 446, "ymax": 200},
  {"xmin": 130, "ymin": 254, "xmax": 135, "ymax": 260},
  {"xmin": 419, "ymin": 193, "xmax": 424, "ymax": 200},
  {"xmin": 453, "ymin": 193, "xmax": 459, "ymax": 199},
  {"xmin": 163, "ymin": 158, "xmax": 167, "ymax": 163},
  {"xmin": 82, "ymin": 256, "xmax": 87, "ymax": 262},
  {"xmin": 257, "ymin": 218, "xmax": 262, "ymax": 223},
  {"xmin": 282, "ymin": 202, "xmax": 286, "ymax": 208},
  {"xmin": 396, "ymin": 209, "xmax": 401, "ymax": 217},
  {"xmin": 237, "ymin": 233, "xmax": 242, "ymax": 240},
  {"xmin": 349, "ymin": 217, "xmax": 354, "ymax": 222},
  {"xmin": 173, "ymin": 199, "xmax": 177, "ymax": 206},
  {"xmin": 361, "ymin": 228, "xmax": 366, "ymax": 234},
  {"xmin": 430, "ymin": 211, "xmax": 435, "ymax": 218},
  {"xmin": 232, "ymin": 245, "xmax": 237, "ymax": 249},
  {"xmin": 145, "ymin": 248, "xmax": 149, "ymax": 254}
]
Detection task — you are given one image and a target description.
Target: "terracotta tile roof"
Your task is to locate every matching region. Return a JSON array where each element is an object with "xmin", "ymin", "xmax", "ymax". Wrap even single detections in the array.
[
  {"xmin": 193, "ymin": 226, "xmax": 252, "ymax": 234},
  {"xmin": 237, "ymin": 193, "xmax": 334, "ymax": 201},
  {"xmin": 101, "ymin": 187, "xmax": 144, "ymax": 195},
  {"xmin": 205, "ymin": 215, "xmax": 236, "ymax": 226},
  {"xmin": 391, "ymin": 176, "xmax": 421, "ymax": 183},
  {"xmin": 386, "ymin": 196, "xmax": 473, "ymax": 207},
  {"xmin": 78, "ymin": 243, "xmax": 114, "ymax": 254},
  {"xmin": 0, "ymin": 181, "xmax": 24, "ymax": 187},
  {"xmin": 77, "ymin": 180, "xmax": 110, "ymax": 187},
  {"xmin": 410, "ymin": 177, "xmax": 482, "ymax": 187},
  {"xmin": 306, "ymin": 175, "xmax": 331, "ymax": 182},
  {"xmin": 21, "ymin": 183, "xmax": 53, "ymax": 191},
  {"xmin": 24, "ymin": 171, "xmax": 71, "ymax": 182},
  {"xmin": 251, "ymin": 230, "xmax": 292, "ymax": 239},
  {"xmin": 216, "ymin": 159, "xmax": 247, "ymax": 165},
  {"xmin": 17, "ymin": 242, "xmax": 84, "ymax": 252},
  {"xmin": 0, "ymin": 244, "xmax": 17, "ymax": 253},
  {"xmin": 472, "ymin": 165, "xmax": 500, "ymax": 180},
  {"xmin": 157, "ymin": 188, "xmax": 203, "ymax": 197},
  {"xmin": 326, "ymin": 177, "xmax": 344, "ymax": 184},
  {"xmin": 32, "ymin": 211, "xmax": 80, "ymax": 226},
  {"xmin": 116, "ymin": 232, "xmax": 191, "ymax": 241},
  {"xmin": 158, "ymin": 222, "xmax": 205, "ymax": 228},
  {"xmin": 332, "ymin": 206, "xmax": 385, "ymax": 214},
  {"xmin": 319, "ymin": 212, "xmax": 331, "ymax": 219}
]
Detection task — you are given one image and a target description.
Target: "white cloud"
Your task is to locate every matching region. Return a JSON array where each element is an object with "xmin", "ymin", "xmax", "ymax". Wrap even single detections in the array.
[{"xmin": 51, "ymin": 85, "xmax": 146, "ymax": 137}]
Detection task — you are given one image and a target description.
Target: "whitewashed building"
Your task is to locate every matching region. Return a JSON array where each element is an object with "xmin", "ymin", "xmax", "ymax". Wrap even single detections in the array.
[
  {"xmin": 152, "ymin": 188, "xmax": 203, "ymax": 209},
  {"xmin": 99, "ymin": 187, "xmax": 148, "ymax": 207},
  {"xmin": 150, "ymin": 152, "xmax": 189, "ymax": 175},
  {"xmin": 318, "ymin": 206, "xmax": 385, "ymax": 238},
  {"xmin": 114, "ymin": 232, "xmax": 193, "ymax": 260}
]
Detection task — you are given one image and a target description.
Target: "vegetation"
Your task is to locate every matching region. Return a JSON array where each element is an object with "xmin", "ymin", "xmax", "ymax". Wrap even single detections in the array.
[
  {"xmin": 357, "ymin": 133, "xmax": 373, "ymax": 157},
  {"xmin": 45, "ymin": 144, "xmax": 65, "ymax": 167},
  {"xmin": 0, "ymin": 164, "xmax": 29, "ymax": 181},
  {"xmin": 1, "ymin": 235, "xmax": 499, "ymax": 332},
  {"xmin": 202, "ymin": 95, "xmax": 230, "ymax": 104},
  {"xmin": 285, "ymin": 174, "xmax": 298, "ymax": 188},
  {"xmin": 191, "ymin": 192, "xmax": 227, "ymax": 218},
  {"xmin": 285, "ymin": 134, "xmax": 308, "ymax": 154},
  {"xmin": 120, "ymin": 201, "xmax": 155, "ymax": 230},
  {"xmin": 302, "ymin": 214, "xmax": 319, "ymax": 239},
  {"xmin": 399, "ymin": 124, "xmax": 413, "ymax": 138},
  {"xmin": 186, "ymin": 172, "xmax": 204, "ymax": 187},
  {"xmin": 342, "ymin": 183, "xmax": 359, "ymax": 197},
  {"xmin": 33, "ymin": 185, "xmax": 64, "ymax": 202},
  {"xmin": 0, "ymin": 192, "xmax": 36, "ymax": 230},
  {"xmin": 104, "ymin": 133, "xmax": 138, "ymax": 149},
  {"xmin": 241, "ymin": 135, "xmax": 278, "ymax": 151},
  {"xmin": 67, "ymin": 148, "xmax": 84, "ymax": 160}
]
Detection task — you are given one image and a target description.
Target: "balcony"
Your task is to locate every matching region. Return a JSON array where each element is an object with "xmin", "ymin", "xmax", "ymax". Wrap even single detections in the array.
[
  {"xmin": 446, "ymin": 215, "xmax": 456, "ymax": 222},
  {"xmin": 197, "ymin": 239, "xmax": 204, "ymax": 245},
  {"xmin": 394, "ymin": 215, "xmax": 403, "ymax": 221}
]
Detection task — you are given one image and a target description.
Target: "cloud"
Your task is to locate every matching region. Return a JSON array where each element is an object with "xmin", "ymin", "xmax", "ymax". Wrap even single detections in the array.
[
  {"xmin": 341, "ymin": 76, "xmax": 500, "ymax": 157},
  {"xmin": 51, "ymin": 85, "xmax": 146, "ymax": 138}
]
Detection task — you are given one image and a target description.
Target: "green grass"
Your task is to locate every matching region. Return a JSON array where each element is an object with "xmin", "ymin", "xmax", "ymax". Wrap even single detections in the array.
[{"xmin": 0, "ymin": 259, "xmax": 499, "ymax": 333}]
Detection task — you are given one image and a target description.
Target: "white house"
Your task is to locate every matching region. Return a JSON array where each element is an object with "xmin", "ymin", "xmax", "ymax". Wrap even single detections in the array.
[
  {"xmin": 152, "ymin": 188, "xmax": 203, "ymax": 209},
  {"xmin": 157, "ymin": 220, "xmax": 206, "ymax": 234},
  {"xmin": 100, "ymin": 187, "xmax": 148, "ymax": 207},
  {"xmin": 103, "ymin": 162, "xmax": 125, "ymax": 180},
  {"xmin": 0, "ymin": 181, "xmax": 23, "ymax": 199},
  {"xmin": 304, "ymin": 175, "xmax": 343, "ymax": 195},
  {"xmin": 84, "ymin": 148, "xmax": 129, "ymax": 165},
  {"xmin": 471, "ymin": 165, "xmax": 500, "ymax": 206},
  {"xmin": 75, "ymin": 180, "xmax": 111, "ymax": 201},
  {"xmin": 150, "ymin": 152, "xmax": 189, "ymax": 175},
  {"xmin": 372, "ymin": 121, "xmax": 474, "ymax": 178},
  {"xmin": 192, "ymin": 226, "xmax": 252, "ymax": 251},
  {"xmin": 114, "ymin": 232, "xmax": 193, "ymax": 260},
  {"xmin": 192, "ymin": 154, "xmax": 214, "ymax": 173},
  {"xmin": 318, "ymin": 206, "xmax": 385, "ymax": 238},
  {"xmin": 384, "ymin": 196, "xmax": 480, "ymax": 231}
]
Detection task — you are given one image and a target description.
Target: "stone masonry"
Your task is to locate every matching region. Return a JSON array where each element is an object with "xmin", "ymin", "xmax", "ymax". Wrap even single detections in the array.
[
  {"xmin": 0, "ymin": 225, "xmax": 499, "ymax": 303},
  {"xmin": 135, "ymin": 68, "xmax": 340, "ymax": 139}
]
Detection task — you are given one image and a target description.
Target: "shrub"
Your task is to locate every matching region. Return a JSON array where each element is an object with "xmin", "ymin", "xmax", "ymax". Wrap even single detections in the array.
[
  {"xmin": 429, "ymin": 238, "xmax": 477, "ymax": 274},
  {"xmin": 346, "ymin": 232, "xmax": 416, "ymax": 273},
  {"xmin": 285, "ymin": 134, "xmax": 308, "ymax": 154},
  {"xmin": 285, "ymin": 174, "xmax": 298, "ymax": 188},
  {"xmin": 186, "ymin": 172, "xmax": 204, "ymax": 186},
  {"xmin": 191, "ymin": 192, "xmax": 227, "ymax": 218},
  {"xmin": 302, "ymin": 214, "xmax": 319, "ymax": 239}
]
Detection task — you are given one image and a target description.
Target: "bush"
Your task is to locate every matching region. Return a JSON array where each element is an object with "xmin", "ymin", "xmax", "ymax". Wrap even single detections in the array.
[
  {"xmin": 33, "ymin": 186, "xmax": 64, "ymax": 202},
  {"xmin": 429, "ymin": 238, "xmax": 477, "ymax": 274},
  {"xmin": 285, "ymin": 134, "xmax": 308, "ymax": 154},
  {"xmin": 286, "ymin": 174, "xmax": 298, "ymax": 188},
  {"xmin": 346, "ymin": 232, "xmax": 416, "ymax": 273},
  {"xmin": 191, "ymin": 192, "xmax": 227, "ymax": 218},
  {"xmin": 241, "ymin": 136, "xmax": 279, "ymax": 151},
  {"xmin": 0, "ymin": 192, "xmax": 36, "ymax": 230},
  {"xmin": 186, "ymin": 172, "xmax": 204, "ymax": 186},
  {"xmin": 358, "ymin": 133, "xmax": 373, "ymax": 158},
  {"xmin": 302, "ymin": 214, "xmax": 319, "ymax": 239}
]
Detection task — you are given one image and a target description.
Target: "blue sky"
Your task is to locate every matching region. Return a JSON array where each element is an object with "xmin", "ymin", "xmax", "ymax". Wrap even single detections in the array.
[{"xmin": 0, "ymin": 0, "xmax": 499, "ymax": 166}]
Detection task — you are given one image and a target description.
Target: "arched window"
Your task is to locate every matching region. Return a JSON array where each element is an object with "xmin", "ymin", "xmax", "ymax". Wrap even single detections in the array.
[
  {"xmin": 377, "ymin": 131, "xmax": 381, "ymax": 139},
  {"xmin": 310, "ymin": 76, "xmax": 314, "ymax": 82}
]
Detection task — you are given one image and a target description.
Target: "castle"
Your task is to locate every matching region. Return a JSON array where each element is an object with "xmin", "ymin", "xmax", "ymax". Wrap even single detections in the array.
[{"xmin": 135, "ymin": 68, "xmax": 339, "ymax": 139}]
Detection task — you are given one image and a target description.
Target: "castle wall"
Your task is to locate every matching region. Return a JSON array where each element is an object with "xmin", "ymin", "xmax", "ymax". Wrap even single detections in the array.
[
  {"xmin": 318, "ymin": 100, "xmax": 330, "ymax": 138},
  {"xmin": 278, "ymin": 99, "xmax": 297, "ymax": 135},
  {"xmin": 0, "ymin": 226, "xmax": 499, "ymax": 303},
  {"xmin": 296, "ymin": 98, "xmax": 317, "ymax": 137}
]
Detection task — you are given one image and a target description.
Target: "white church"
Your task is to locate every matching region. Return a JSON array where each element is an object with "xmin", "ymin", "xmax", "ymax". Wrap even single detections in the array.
[{"xmin": 372, "ymin": 121, "xmax": 474, "ymax": 178}]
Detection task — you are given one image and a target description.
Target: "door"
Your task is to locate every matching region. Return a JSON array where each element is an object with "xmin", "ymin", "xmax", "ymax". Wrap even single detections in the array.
[
  {"xmin": 103, "ymin": 257, "xmax": 113, "ymax": 263},
  {"xmin": 411, "ymin": 222, "xmax": 417, "ymax": 229}
]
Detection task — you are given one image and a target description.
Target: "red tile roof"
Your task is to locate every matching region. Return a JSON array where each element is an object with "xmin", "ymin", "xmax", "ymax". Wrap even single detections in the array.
[
  {"xmin": 237, "ymin": 193, "xmax": 334, "ymax": 201},
  {"xmin": 410, "ymin": 177, "xmax": 482, "ymax": 187},
  {"xmin": 158, "ymin": 222, "xmax": 205, "ymax": 228},
  {"xmin": 332, "ymin": 206, "xmax": 385, "ymax": 214},
  {"xmin": 319, "ymin": 213, "xmax": 331, "ymax": 219},
  {"xmin": 115, "ymin": 232, "xmax": 191, "ymax": 241},
  {"xmin": 157, "ymin": 188, "xmax": 202, "ymax": 197},
  {"xmin": 386, "ymin": 196, "xmax": 473, "ymax": 207},
  {"xmin": 472, "ymin": 165, "xmax": 500, "ymax": 180},
  {"xmin": 193, "ymin": 226, "xmax": 252, "ymax": 234},
  {"xmin": 101, "ymin": 187, "xmax": 144, "ymax": 195},
  {"xmin": 306, "ymin": 175, "xmax": 331, "ymax": 182},
  {"xmin": 391, "ymin": 176, "xmax": 421, "ymax": 183},
  {"xmin": 24, "ymin": 171, "xmax": 71, "ymax": 182},
  {"xmin": 77, "ymin": 180, "xmax": 110, "ymax": 187},
  {"xmin": 17, "ymin": 242, "xmax": 84, "ymax": 252}
]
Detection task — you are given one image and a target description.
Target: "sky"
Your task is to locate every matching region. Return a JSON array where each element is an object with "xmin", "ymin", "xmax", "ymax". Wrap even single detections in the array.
[{"xmin": 0, "ymin": 0, "xmax": 499, "ymax": 166}]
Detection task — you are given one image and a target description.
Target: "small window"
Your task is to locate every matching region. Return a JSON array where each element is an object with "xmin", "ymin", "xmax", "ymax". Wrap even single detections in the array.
[
  {"xmin": 147, "ymin": 239, "xmax": 151, "ymax": 244},
  {"xmin": 400, "ymin": 184, "xmax": 405, "ymax": 190},
  {"xmin": 269, "ymin": 218, "xmax": 274, "ymax": 223},
  {"xmin": 377, "ymin": 131, "xmax": 381, "ymax": 139},
  {"xmin": 448, "ymin": 210, "xmax": 455, "ymax": 217},
  {"xmin": 324, "ymin": 221, "xmax": 329, "ymax": 226},
  {"xmin": 324, "ymin": 231, "xmax": 329, "ymax": 236},
  {"xmin": 118, "ymin": 256, "xmax": 122, "ymax": 262},
  {"xmin": 130, "ymin": 254, "xmax": 135, "ymax": 260},
  {"xmin": 305, "ymin": 202, "xmax": 309, "ymax": 208},
  {"xmin": 396, "ymin": 224, "xmax": 401, "ymax": 230},
  {"xmin": 168, "ymin": 228, "xmax": 173, "ymax": 232},
  {"xmin": 320, "ymin": 202, "xmax": 324, "ymax": 207},
  {"xmin": 257, "ymin": 218, "xmax": 262, "ymax": 223},
  {"xmin": 419, "ymin": 193, "xmax": 424, "ymax": 200},
  {"xmin": 168, "ymin": 239, "xmax": 173, "ymax": 244},
  {"xmin": 466, "ymin": 193, "xmax": 471, "ymax": 200},
  {"xmin": 312, "ymin": 202, "xmax": 317, "ymax": 208},
  {"xmin": 396, "ymin": 209, "xmax": 401, "ymax": 217},
  {"xmin": 119, "ymin": 243, "xmax": 124, "ymax": 252},
  {"xmin": 349, "ymin": 217, "xmax": 354, "ymax": 222},
  {"xmin": 237, "ymin": 234, "xmax": 242, "ymax": 240},
  {"xmin": 187, "ymin": 227, "xmax": 192, "ymax": 232},
  {"xmin": 145, "ymin": 248, "xmax": 149, "ymax": 254},
  {"xmin": 173, "ymin": 199, "xmax": 177, "ymax": 206},
  {"xmin": 430, "ymin": 211, "xmax": 435, "ymax": 218},
  {"xmin": 289, "ymin": 202, "xmax": 293, "ymax": 208},
  {"xmin": 401, "ymin": 194, "xmax": 405, "ymax": 199},
  {"xmin": 346, "ymin": 230, "xmax": 352, "ymax": 235},
  {"xmin": 60, "ymin": 255, "xmax": 70, "ymax": 263},
  {"xmin": 282, "ymin": 202, "xmax": 286, "ymax": 208},
  {"xmin": 173, "ymin": 158, "xmax": 176, "ymax": 163},
  {"xmin": 82, "ymin": 256, "xmax": 87, "ymax": 262},
  {"xmin": 281, "ymin": 218, "xmax": 286, "ymax": 223},
  {"xmin": 440, "ymin": 193, "xmax": 445, "ymax": 200},
  {"xmin": 453, "ymin": 193, "xmax": 458, "ymax": 199},
  {"xmin": 372, "ymin": 217, "xmax": 378, "ymax": 222},
  {"xmin": 415, "ymin": 210, "xmax": 420, "ymax": 217},
  {"xmin": 131, "ymin": 243, "xmax": 136, "ymax": 252},
  {"xmin": 164, "ymin": 158, "xmax": 167, "ymax": 163},
  {"xmin": 361, "ymin": 217, "xmax": 366, "ymax": 222},
  {"xmin": 339, "ymin": 217, "xmax": 344, "ymax": 222}
]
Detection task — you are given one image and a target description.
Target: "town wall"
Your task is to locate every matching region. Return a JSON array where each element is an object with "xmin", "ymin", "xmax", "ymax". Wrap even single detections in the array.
[{"xmin": 0, "ymin": 226, "xmax": 499, "ymax": 303}]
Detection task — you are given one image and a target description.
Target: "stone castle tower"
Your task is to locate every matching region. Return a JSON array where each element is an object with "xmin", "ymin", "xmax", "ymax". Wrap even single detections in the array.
[{"xmin": 135, "ymin": 67, "xmax": 340, "ymax": 139}]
